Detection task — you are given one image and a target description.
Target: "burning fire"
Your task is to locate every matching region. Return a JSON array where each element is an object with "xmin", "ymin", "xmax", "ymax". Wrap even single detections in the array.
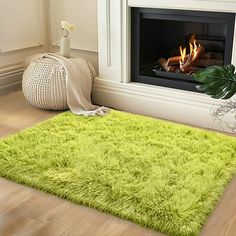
[
  {"xmin": 179, "ymin": 36, "xmax": 201, "ymax": 67},
  {"xmin": 158, "ymin": 34, "xmax": 204, "ymax": 73}
]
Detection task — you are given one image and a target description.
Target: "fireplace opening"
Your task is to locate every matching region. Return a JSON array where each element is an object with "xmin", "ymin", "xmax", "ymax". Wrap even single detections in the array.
[{"xmin": 131, "ymin": 8, "xmax": 235, "ymax": 92}]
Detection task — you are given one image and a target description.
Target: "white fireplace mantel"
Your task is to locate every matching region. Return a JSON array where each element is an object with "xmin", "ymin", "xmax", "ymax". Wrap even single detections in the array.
[
  {"xmin": 93, "ymin": 0, "xmax": 236, "ymax": 132},
  {"xmin": 129, "ymin": 0, "xmax": 236, "ymax": 13}
]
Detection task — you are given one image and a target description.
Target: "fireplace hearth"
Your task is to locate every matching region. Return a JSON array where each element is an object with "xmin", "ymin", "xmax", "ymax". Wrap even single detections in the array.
[{"xmin": 131, "ymin": 8, "xmax": 235, "ymax": 92}]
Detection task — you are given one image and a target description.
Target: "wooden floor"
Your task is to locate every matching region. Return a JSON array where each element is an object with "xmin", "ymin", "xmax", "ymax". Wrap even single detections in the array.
[{"xmin": 0, "ymin": 91, "xmax": 236, "ymax": 236}]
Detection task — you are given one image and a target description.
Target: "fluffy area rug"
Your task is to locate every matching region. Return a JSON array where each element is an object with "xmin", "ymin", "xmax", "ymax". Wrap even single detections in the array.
[{"xmin": 0, "ymin": 110, "xmax": 236, "ymax": 236}]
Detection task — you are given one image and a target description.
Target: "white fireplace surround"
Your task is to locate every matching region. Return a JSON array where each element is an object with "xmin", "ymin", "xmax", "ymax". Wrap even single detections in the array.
[{"xmin": 93, "ymin": 0, "xmax": 236, "ymax": 132}]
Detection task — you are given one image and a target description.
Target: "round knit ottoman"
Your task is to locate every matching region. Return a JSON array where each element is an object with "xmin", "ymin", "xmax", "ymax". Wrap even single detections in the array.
[{"xmin": 22, "ymin": 56, "xmax": 68, "ymax": 110}]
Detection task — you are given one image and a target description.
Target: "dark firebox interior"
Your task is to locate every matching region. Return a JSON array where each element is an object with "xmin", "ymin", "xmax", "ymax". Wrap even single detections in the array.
[
  {"xmin": 131, "ymin": 8, "xmax": 235, "ymax": 92},
  {"xmin": 140, "ymin": 19, "xmax": 226, "ymax": 67}
]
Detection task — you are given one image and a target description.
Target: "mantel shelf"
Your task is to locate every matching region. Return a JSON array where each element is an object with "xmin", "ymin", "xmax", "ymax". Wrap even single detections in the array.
[{"xmin": 128, "ymin": 0, "xmax": 236, "ymax": 13}]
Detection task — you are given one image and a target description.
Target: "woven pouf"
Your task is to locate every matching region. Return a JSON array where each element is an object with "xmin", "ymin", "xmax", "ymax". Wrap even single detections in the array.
[{"xmin": 22, "ymin": 57, "xmax": 68, "ymax": 110}]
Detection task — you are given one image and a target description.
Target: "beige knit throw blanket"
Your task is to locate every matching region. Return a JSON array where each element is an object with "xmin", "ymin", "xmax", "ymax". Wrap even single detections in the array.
[{"xmin": 26, "ymin": 53, "xmax": 109, "ymax": 116}]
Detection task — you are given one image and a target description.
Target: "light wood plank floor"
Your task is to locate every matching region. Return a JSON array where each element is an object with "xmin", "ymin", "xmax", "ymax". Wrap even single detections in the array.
[{"xmin": 0, "ymin": 90, "xmax": 236, "ymax": 236}]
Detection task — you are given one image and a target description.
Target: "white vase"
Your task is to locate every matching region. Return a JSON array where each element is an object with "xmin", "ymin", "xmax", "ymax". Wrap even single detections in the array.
[{"xmin": 60, "ymin": 36, "xmax": 70, "ymax": 58}]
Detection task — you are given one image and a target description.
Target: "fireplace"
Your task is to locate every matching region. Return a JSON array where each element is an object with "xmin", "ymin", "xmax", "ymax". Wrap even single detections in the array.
[
  {"xmin": 95, "ymin": 0, "xmax": 236, "ymax": 132},
  {"xmin": 131, "ymin": 8, "xmax": 235, "ymax": 92}
]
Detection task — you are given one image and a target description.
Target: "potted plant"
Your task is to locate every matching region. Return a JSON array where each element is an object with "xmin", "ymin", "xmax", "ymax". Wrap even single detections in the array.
[
  {"xmin": 60, "ymin": 20, "xmax": 77, "ymax": 58},
  {"xmin": 194, "ymin": 65, "xmax": 236, "ymax": 132}
]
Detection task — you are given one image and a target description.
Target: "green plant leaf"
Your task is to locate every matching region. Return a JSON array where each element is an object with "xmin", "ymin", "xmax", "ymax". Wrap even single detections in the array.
[{"xmin": 193, "ymin": 65, "xmax": 236, "ymax": 99}]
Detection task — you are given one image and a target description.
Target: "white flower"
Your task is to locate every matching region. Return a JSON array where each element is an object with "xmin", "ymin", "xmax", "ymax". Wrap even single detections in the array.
[{"xmin": 61, "ymin": 20, "xmax": 77, "ymax": 35}]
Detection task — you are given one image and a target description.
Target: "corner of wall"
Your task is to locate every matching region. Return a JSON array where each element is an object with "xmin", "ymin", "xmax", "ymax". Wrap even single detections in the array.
[{"xmin": 0, "ymin": 0, "xmax": 99, "ymax": 94}]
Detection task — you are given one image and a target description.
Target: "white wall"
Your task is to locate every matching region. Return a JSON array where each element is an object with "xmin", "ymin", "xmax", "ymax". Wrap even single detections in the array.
[
  {"xmin": 0, "ymin": 0, "xmax": 99, "ymax": 94},
  {"xmin": 49, "ymin": 0, "xmax": 98, "ymax": 71},
  {"xmin": 0, "ymin": 0, "xmax": 49, "ymax": 66},
  {"xmin": 0, "ymin": 0, "xmax": 49, "ymax": 94}
]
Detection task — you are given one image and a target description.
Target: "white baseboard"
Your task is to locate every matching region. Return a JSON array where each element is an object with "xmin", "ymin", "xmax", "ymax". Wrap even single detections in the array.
[
  {"xmin": 92, "ymin": 78, "xmax": 232, "ymax": 133},
  {"xmin": 0, "ymin": 62, "xmax": 24, "ymax": 95},
  {"xmin": 0, "ymin": 79, "xmax": 22, "ymax": 95}
]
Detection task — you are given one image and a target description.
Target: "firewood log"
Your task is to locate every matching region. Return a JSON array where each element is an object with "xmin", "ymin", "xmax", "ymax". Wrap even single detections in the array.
[
  {"xmin": 198, "ymin": 58, "xmax": 223, "ymax": 67},
  {"xmin": 159, "ymin": 58, "xmax": 177, "ymax": 72},
  {"xmin": 166, "ymin": 56, "xmax": 181, "ymax": 66},
  {"xmin": 201, "ymin": 52, "xmax": 223, "ymax": 60}
]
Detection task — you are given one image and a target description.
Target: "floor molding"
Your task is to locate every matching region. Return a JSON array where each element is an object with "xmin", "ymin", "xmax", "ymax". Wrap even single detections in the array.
[
  {"xmin": 0, "ymin": 73, "xmax": 23, "ymax": 95},
  {"xmin": 0, "ymin": 62, "xmax": 24, "ymax": 95},
  {"xmin": 92, "ymin": 78, "xmax": 232, "ymax": 133}
]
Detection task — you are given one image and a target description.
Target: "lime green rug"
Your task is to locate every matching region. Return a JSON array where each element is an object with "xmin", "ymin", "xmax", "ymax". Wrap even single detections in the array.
[{"xmin": 0, "ymin": 111, "xmax": 236, "ymax": 236}]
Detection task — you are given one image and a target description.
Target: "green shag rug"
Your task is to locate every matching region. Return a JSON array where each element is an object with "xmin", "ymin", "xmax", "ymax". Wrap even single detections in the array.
[{"xmin": 0, "ymin": 110, "xmax": 236, "ymax": 236}]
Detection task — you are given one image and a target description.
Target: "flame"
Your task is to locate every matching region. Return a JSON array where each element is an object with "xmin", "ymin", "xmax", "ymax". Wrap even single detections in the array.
[
  {"xmin": 179, "ymin": 35, "xmax": 201, "ymax": 67},
  {"xmin": 189, "ymin": 35, "xmax": 201, "ymax": 59},
  {"xmin": 189, "ymin": 42, "xmax": 193, "ymax": 55},
  {"xmin": 193, "ymin": 40, "xmax": 198, "ymax": 59},
  {"xmin": 179, "ymin": 46, "xmax": 186, "ymax": 64}
]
